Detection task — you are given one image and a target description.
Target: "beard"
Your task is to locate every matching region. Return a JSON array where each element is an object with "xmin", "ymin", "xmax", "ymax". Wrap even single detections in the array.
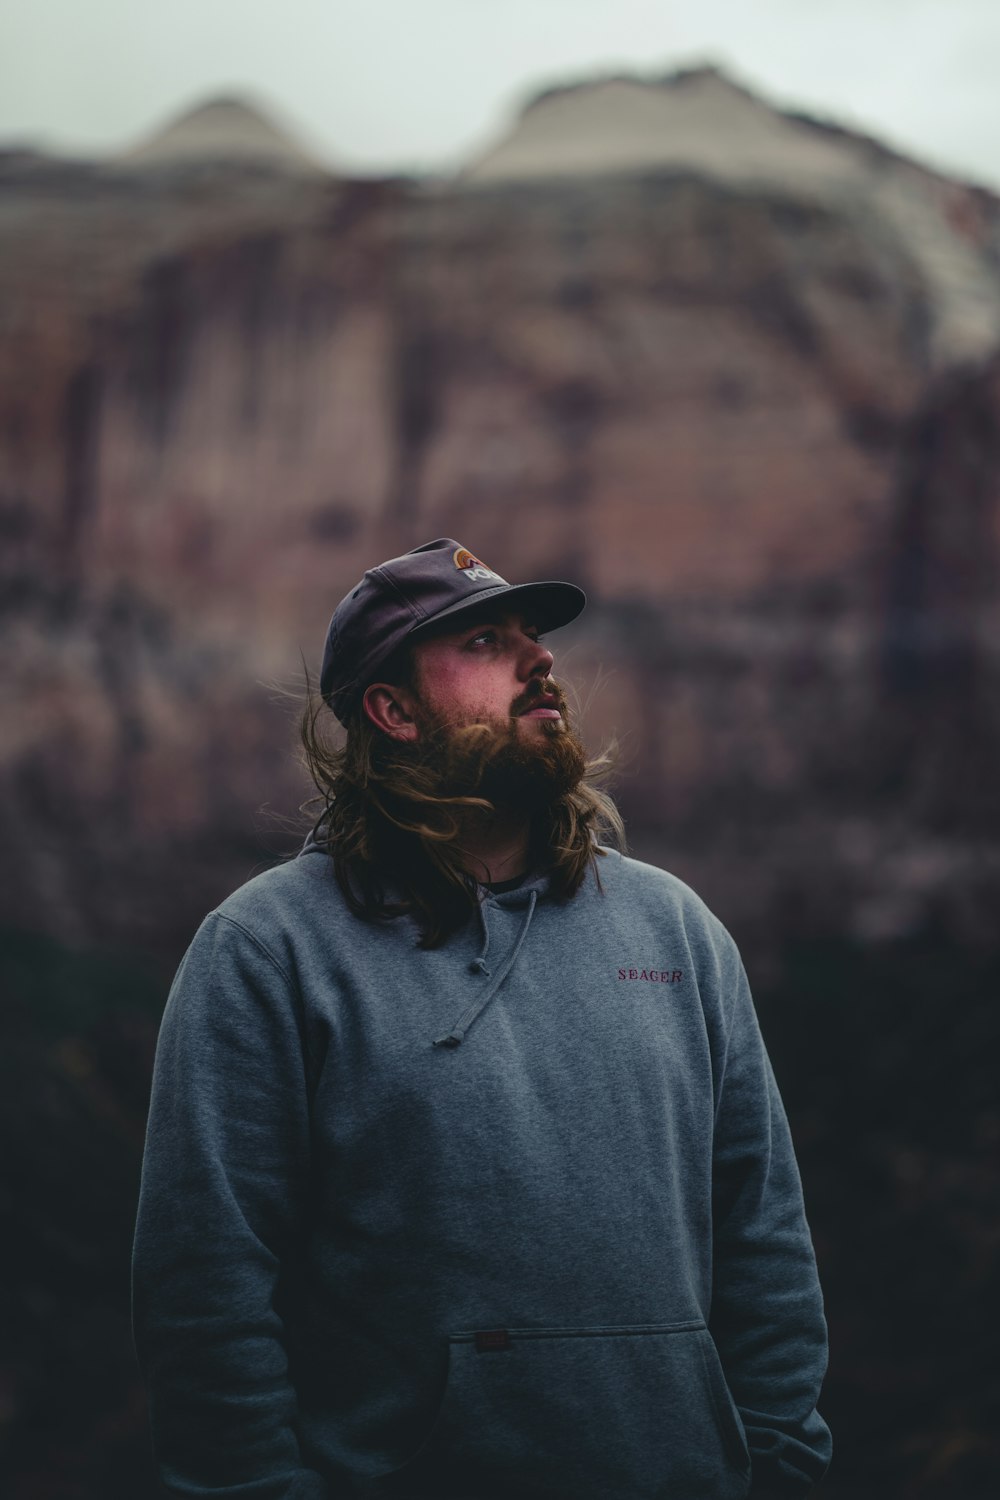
[{"xmin": 411, "ymin": 680, "xmax": 587, "ymax": 817}]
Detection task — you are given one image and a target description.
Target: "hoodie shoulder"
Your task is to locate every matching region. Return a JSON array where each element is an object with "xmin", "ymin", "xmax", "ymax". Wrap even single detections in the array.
[
  {"xmin": 207, "ymin": 844, "xmax": 342, "ymax": 951},
  {"xmin": 593, "ymin": 848, "xmax": 722, "ymax": 921},
  {"xmin": 592, "ymin": 849, "xmax": 741, "ymax": 963}
]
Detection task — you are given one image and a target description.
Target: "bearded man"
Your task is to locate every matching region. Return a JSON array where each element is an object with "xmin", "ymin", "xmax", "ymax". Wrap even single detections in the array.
[{"xmin": 133, "ymin": 538, "xmax": 832, "ymax": 1500}]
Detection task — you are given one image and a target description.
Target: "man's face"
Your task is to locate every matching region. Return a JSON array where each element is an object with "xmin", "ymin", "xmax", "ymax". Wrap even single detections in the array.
[
  {"xmin": 408, "ymin": 610, "xmax": 565, "ymax": 740},
  {"xmin": 389, "ymin": 608, "xmax": 583, "ymax": 811},
  {"xmin": 361, "ymin": 607, "xmax": 585, "ymax": 811}
]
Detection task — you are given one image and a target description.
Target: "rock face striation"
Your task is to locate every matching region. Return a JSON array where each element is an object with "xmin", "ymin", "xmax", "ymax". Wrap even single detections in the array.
[{"xmin": 2, "ymin": 68, "xmax": 1000, "ymax": 963}]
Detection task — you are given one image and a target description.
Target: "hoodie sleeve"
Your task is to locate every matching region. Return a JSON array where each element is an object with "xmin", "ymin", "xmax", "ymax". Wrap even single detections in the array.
[
  {"xmin": 708, "ymin": 955, "xmax": 832, "ymax": 1498},
  {"xmin": 132, "ymin": 912, "xmax": 329, "ymax": 1499}
]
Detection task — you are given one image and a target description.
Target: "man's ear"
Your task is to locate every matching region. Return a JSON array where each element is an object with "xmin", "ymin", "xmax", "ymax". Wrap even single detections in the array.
[{"xmin": 362, "ymin": 682, "xmax": 420, "ymax": 742}]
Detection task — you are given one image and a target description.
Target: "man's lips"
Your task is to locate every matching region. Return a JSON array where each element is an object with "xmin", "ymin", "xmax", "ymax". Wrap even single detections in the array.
[
  {"xmin": 517, "ymin": 692, "xmax": 563, "ymax": 719},
  {"xmin": 513, "ymin": 680, "xmax": 566, "ymax": 719}
]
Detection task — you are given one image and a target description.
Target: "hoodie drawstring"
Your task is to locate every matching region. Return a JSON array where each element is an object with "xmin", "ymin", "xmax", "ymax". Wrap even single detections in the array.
[
  {"xmin": 468, "ymin": 900, "xmax": 492, "ymax": 977},
  {"xmin": 433, "ymin": 890, "xmax": 538, "ymax": 1048}
]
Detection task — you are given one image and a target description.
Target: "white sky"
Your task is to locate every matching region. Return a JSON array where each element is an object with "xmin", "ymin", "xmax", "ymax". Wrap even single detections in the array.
[{"xmin": 2, "ymin": 0, "xmax": 999, "ymax": 188}]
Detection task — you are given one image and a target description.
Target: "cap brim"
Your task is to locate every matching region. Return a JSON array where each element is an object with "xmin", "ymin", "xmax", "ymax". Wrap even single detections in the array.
[{"xmin": 407, "ymin": 580, "xmax": 586, "ymax": 640}]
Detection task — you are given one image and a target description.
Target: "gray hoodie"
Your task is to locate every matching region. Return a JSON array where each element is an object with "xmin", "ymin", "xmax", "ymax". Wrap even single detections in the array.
[{"xmin": 133, "ymin": 845, "xmax": 831, "ymax": 1498}]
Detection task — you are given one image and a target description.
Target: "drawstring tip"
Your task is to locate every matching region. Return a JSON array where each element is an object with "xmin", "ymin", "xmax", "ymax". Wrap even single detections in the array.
[{"xmin": 432, "ymin": 1030, "xmax": 465, "ymax": 1049}]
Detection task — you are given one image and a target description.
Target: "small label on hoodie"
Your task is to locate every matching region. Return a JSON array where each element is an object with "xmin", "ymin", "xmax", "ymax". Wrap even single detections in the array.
[
  {"xmin": 474, "ymin": 1329, "xmax": 512, "ymax": 1353},
  {"xmin": 618, "ymin": 968, "xmax": 684, "ymax": 983}
]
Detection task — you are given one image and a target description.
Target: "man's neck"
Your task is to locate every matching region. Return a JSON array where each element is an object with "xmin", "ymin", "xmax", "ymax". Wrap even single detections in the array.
[{"xmin": 452, "ymin": 812, "xmax": 532, "ymax": 888}]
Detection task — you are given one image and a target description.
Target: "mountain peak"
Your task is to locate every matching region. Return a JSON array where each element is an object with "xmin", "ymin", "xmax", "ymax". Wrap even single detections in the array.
[
  {"xmin": 118, "ymin": 94, "xmax": 328, "ymax": 172},
  {"xmin": 463, "ymin": 65, "xmax": 875, "ymax": 191}
]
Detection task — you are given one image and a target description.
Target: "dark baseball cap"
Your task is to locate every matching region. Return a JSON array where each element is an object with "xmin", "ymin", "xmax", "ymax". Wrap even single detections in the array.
[{"xmin": 320, "ymin": 538, "xmax": 586, "ymax": 724}]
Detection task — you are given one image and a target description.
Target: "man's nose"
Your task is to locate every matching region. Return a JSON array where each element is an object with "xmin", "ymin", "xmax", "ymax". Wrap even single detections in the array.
[{"xmin": 518, "ymin": 634, "xmax": 554, "ymax": 681}]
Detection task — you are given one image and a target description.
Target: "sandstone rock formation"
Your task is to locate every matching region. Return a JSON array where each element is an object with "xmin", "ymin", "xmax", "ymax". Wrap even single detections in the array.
[
  {"xmin": 2, "ymin": 67, "xmax": 999, "ymax": 966},
  {"xmin": 118, "ymin": 94, "xmax": 328, "ymax": 173},
  {"xmin": 467, "ymin": 67, "xmax": 1000, "ymax": 369}
]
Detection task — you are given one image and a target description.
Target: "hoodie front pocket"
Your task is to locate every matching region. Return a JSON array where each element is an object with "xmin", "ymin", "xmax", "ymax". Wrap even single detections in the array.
[{"xmin": 373, "ymin": 1321, "xmax": 750, "ymax": 1500}]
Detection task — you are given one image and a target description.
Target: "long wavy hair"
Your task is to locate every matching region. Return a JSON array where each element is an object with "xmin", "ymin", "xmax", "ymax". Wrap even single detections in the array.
[{"xmin": 300, "ymin": 665, "xmax": 625, "ymax": 949}]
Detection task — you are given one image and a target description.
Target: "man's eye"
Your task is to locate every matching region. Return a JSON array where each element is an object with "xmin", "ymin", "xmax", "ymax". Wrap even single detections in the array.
[{"xmin": 467, "ymin": 630, "xmax": 498, "ymax": 648}]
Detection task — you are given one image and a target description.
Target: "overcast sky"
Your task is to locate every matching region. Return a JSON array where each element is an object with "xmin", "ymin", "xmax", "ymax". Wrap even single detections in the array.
[{"xmin": 2, "ymin": 0, "xmax": 999, "ymax": 188}]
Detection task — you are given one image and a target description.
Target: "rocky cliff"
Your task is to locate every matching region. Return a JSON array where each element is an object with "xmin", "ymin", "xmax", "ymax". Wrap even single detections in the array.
[{"xmin": 3, "ymin": 70, "xmax": 1000, "ymax": 964}]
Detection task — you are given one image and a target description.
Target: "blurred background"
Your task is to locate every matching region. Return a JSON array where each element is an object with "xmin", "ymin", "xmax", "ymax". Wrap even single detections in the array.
[{"xmin": 2, "ymin": 3, "xmax": 999, "ymax": 1495}]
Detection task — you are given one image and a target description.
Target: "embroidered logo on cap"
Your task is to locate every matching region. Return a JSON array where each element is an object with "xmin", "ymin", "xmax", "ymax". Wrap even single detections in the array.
[{"xmin": 453, "ymin": 547, "xmax": 505, "ymax": 584}]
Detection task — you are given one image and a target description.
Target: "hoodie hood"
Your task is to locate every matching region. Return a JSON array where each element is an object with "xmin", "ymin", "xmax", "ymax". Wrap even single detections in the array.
[{"xmin": 301, "ymin": 829, "xmax": 554, "ymax": 1048}]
